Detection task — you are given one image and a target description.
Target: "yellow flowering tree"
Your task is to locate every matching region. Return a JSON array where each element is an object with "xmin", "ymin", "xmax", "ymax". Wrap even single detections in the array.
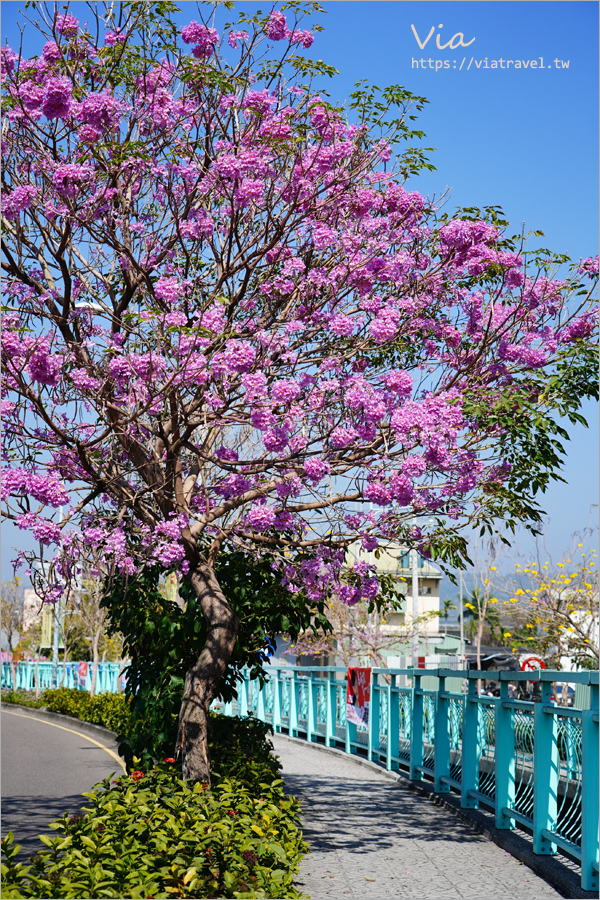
[
  {"xmin": 507, "ymin": 545, "xmax": 599, "ymax": 669},
  {"xmin": 461, "ymin": 539, "xmax": 504, "ymax": 671}
]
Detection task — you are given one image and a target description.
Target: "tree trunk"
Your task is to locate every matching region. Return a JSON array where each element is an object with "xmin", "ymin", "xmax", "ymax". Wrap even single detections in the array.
[
  {"xmin": 34, "ymin": 653, "xmax": 41, "ymax": 700},
  {"xmin": 175, "ymin": 564, "xmax": 239, "ymax": 783},
  {"xmin": 91, "ymin": 631, "xmax": 100, "ymax": 698},
  {"xmin": 9, "ymin": 655, "xmax": 17, "ymax": 691}
]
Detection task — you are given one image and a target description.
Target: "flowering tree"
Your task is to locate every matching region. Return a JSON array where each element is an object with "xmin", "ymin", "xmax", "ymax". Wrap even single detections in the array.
[
  {"xmin": 1, "ymin": 2, "xmax": 598, "ymax": 780},
  {"xmin": 1, "ymin": 578, "xmax": 24, "ymax": 688},
  {"xmin": 507, "ymin": 543, "xmax": 599, "ymax": 668},
  {"xmin": 283, "ymin": 593, "xmax": 437, "ymax": 669}
]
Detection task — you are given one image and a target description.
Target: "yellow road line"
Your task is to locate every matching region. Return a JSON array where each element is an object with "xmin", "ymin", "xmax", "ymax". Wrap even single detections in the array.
[{"xmin": 1, "ymin": 708, "xmax": 126, "ymax": 771}]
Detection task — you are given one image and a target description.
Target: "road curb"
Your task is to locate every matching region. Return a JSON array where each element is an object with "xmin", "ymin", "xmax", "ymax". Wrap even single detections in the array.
[
  {"xmin": 1, "ymin": 703, "xmax": 119, "ymax": 744},
  {"xmin": 273, "ymin": 731, "xmax": 594, "ymax": 900}
]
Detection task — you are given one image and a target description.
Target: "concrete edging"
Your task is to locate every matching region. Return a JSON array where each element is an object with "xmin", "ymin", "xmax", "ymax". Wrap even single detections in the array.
[
  {"xmin": 1, "ymin": 703, "xmax": 120, "ymax": 743},
  {"xmin": 272, "ymin": 731, "xmax": 595, "ymax": 900}
]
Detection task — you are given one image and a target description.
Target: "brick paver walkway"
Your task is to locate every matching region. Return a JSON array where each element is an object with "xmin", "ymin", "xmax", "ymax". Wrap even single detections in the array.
[{"xmin": 272, "ymin": 734, "xmax": 561, "ymax": 900}]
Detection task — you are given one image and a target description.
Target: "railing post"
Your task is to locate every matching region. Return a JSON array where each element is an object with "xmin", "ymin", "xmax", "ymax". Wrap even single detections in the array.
[
  {"xmin": 325, "ymin": 671, "xmax": 337, "ymax": 747},
  {"xmin": 410, "ymin": 672, "xmax": 423, "ymax": 780},
  {"xmin": 581, "ymin": 682, "xmax": 599, "ymax": 892},
  {"xmin": 495, "ymin": 679, "xmax": 516, "ymax": 829},
  {"xmin": 435, "ymin": 675, "xmax": 450, "ymax": 793},
  {"xmin": 257, "ymin": 677, "xmax": 266, "ymax": 721},
  {"xmin": 345, "ymin": 667, "xmax": 357, "ymax": 754},
  {"xmin": 239, "ymin": 670, "xmax": 249, "ymax": 717},
  {"xmin": 533, "ymin": 681, "xmax": 558, "ymax": 855},
  {"xmin": 290, "ymin": 669, "xmax": 299, "ymax": 737},
  {"xmin": 386, "ymin": 675, "xmax": 400, "ymax": 771},
  {"xmin": 307, "ymin": 671, "xmax": 318, "ymax": 742},
  {"xmin": 368, "ymin": 671, "xmax": 380, "ymax": 761},
  {"xmin": 272, "ymin": 670, "xmax": 282, "ymax": 732},
  {"xmin": 461, "ymin": 678, "xmax": 483, "ymax": 809}
]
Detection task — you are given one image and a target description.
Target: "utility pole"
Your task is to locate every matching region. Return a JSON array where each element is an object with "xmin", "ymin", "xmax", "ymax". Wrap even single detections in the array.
[
  {"xmin": 459, "ymin": 570, "xmax": 465, "ymax": 664},
  {"xmin": 51, "ymin": 507, "xmax": 64, "ymax": 689},
  {"xmin": 411, "ymin": 546, "xmax": 420, "ymax": 668},
  {"xmin": 51, "ymin": 596, "xmax": 60, "ymax": 688}
]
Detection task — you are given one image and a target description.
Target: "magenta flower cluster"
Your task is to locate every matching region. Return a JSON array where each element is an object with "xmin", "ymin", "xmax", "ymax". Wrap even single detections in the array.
[{"xmin": 1, "ymin": 9, "xmax": 597, "ymax": 611}]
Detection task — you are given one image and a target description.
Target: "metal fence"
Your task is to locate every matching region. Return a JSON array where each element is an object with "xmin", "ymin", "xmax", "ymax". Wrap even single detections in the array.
[
  {"xmin": 1, "ymin": 660, "xmax": 123, "ymax": 694},
  {"xmin": 221, "ymin": 665, "xmax": 599, "ymax": 892}
]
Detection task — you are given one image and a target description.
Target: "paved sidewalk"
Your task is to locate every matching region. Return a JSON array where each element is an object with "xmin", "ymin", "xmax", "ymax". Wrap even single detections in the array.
[{"xmin": 271, "ymin": 734, "xmax": 562, "ymax": 900}]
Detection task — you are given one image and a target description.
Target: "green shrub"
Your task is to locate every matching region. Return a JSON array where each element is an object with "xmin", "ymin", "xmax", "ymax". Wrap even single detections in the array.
[
  {"xmin": 1, "ymin": 689, "xmax": 47, "ymax": 709},
  {"xmin": 1, "ymin": 716, "xmax": 307, "ymax": 900},
  {"xmin": 42, "ymin": 688, "xmax": 132, "ymax": 735}
]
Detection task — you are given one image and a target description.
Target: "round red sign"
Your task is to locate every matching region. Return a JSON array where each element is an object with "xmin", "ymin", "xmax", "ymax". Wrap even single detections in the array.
[{"xmin": 520, "ymin": 656, "xmax": 546, "ymax": 671}]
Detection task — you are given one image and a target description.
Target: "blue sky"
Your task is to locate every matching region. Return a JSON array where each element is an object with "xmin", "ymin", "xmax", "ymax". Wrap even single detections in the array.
[{"xmin": 1, "ymin": 2, "xmax": 598, "ymax": 583}]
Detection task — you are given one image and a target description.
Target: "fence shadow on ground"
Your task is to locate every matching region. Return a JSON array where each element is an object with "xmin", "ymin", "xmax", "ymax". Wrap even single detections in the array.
[{"xmin": 281, "ymin": 772, "xmax": 487, "ymax": 855}]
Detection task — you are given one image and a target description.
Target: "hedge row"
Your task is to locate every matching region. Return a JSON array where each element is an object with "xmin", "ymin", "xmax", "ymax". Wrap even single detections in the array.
[
  {"xmin": 1, "ymin": 688, "xmax": 131, "ymax": 734},
  {"xmin": 1, "ymin": 711, "xmax": 307, "ymax": 898}
]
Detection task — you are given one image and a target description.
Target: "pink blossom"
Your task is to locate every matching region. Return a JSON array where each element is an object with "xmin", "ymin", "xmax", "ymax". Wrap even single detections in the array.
[
  {"xmin": 389, "ymin": 472, "xmax": 414, "ymax": 505},
  {"xmin": 77, "ymin": 91, "xmax": 124, "ymax": 131},
  {"xmin": 330, "ymin": 426, "xmax": 358, "ymax": 449},
  {"xmin": 104, "ymin": 32, "xmax": 126, "ymax": 47},
  {"xmin": 251, "ymin": 408, "xmax": 276, "ymax": 431},
  {"xmin": 53, "ymin": 163, "xmax": 94, "ymax": 198},
  {"xmin": 236, "ymin": 178, "xmax": 264, "ymax": 205},
  {"xmin": 579, "ymin": 256, "xmax": 599, "ymax": 276},
  {"xmin": 265, "ymin": 11, "xmax": 289, "ymax": 41},
  {"xmin": 180, "ymin": 209, "xmax": 213, "ymax": 241},
  {"xmin": 216, "ymin": 473, "xmax": 251, "ymax": 499},
  {"xmin": 303, "ymin": 458, "xmax": 330, "ymax": 483},
  {"xmin": 155, "ymin": 276, "xmax": 184, "ymax": 305},
  {"xmin": 271, "ymin": 379, "xmax": 301, "ymax": 404},
  {"xmin": 28, "ymin": 344, "xmax": 62, "ymax": 386},
  {"xmin": 369, "ymin": 308, "xmax": 400, "ymax": 344},
  {"xmin": 385, "ymin": 370, "xmax": 412, "ymax": 396},
  {"xmin": 364, "ymin": 481, "xmax": 392, "ymax": 506},
  {"xmin": 247, "ymin": 504, "xmax": 276, "ymax": 531},
  {"xmin": 288, "ymin": 29, "xmax": 314, "ymax": 48},
  {"xmin": 330, "ymin": 315, "xmax": 355, "ymax": 337},
  {"xmin": 1, "ymin": 185, "xmax": 38, "ymax": 221},
  {"xmin": 263, "ymin": 426, "xmax": 290, "ymax": 452},
  {"xmin": 242, "ymin": 372, "xmax": 267, "ymax": 400},
  {"xmin": 401, "ymin": 455, "xmax": 427, "ymax": 478},
  {"xmin": 181, "ymin": 22, "xmax": 219, "ymax": 58},
  {"xmin": 41, "ymin": 77, "xmax": 72, "ymax": 119},
  {"xmin": 55, "ymin": 13, "xmax": 79, "ymax": 37},
  {"xmin": 199, "ymin": 305, "xmax": 226, "ymax": 334},
  {"xmin": 228, "ymin": 31, "xmax": 249, "ymax": 49},
  {"xmin": 42, "ymin": 42, "xmax": 62, "ymax": 62}
]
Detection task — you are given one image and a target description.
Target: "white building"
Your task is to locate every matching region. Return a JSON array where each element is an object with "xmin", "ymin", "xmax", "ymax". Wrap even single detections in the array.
[
  {"xmin": 23, "ymin": 589, "xmax": 43, "ymax": 630},
  {"xmin": 346, "ymin": 541, "xmax": 442, "ymax": 635}
]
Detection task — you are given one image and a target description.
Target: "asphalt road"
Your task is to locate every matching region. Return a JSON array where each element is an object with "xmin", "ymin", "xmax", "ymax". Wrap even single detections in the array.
[{"xmin": 1, "ymin": 708, "xmax": 124, "ymax": 861}]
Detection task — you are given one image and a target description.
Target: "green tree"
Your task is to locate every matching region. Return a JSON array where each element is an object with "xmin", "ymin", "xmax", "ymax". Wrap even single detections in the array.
[
  {"xmin": 1, "ymin": 579, "xmax": 23, "ymax": 688},
  {"xmin": 103, "ymin": 546, "xmax": 330, "ymax": 768}
]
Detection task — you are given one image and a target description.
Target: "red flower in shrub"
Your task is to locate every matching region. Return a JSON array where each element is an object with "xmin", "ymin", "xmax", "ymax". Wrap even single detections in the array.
[
  {"xmin": 163, "ymin": 757, "xmax": 175, "ymax": 763},
  {"xmin": 227, "ymin": 809, "xmax": 237, "ymax": 817},
  {"xmin": 130, "ymin": 770, "xmax": 145, "ymax": 781}
]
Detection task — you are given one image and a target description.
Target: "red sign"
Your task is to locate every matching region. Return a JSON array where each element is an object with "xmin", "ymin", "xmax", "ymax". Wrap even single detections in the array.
[
  {"xmin": 521, "ymin": 656, "xmax": 546, "ymax": 671},
  {"xmin": 78, "ymin": 661, "xmax": 89, "ymax": 686},
  {"xmin": 417, "ymin": 656, "xmax": 426, "ymax": 669},
  {"xmin": 346, "ymin": 667, "xmax": 371, "ymax": 726}
]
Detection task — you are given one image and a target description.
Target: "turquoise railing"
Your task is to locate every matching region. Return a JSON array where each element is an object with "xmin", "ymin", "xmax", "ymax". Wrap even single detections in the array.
[
  {"xmin": 221, "ymin": 665, "xmax": 599, "ymax": 892},
  {"xmin": 1, "ymin": 660, "xmax": 123, "ymax": 694}
]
